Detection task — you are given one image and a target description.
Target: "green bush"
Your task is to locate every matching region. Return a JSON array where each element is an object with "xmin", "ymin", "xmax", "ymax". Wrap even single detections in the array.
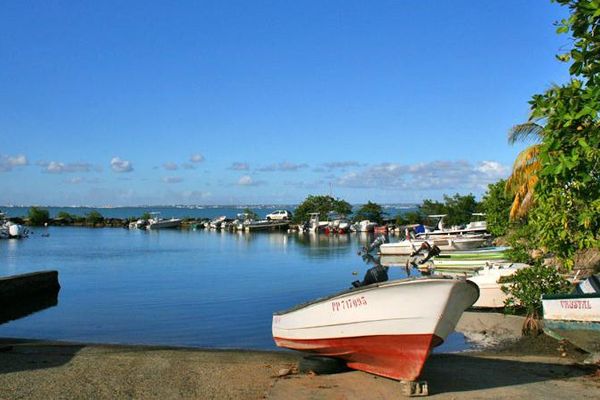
[
  {"xmin": 292, "ymin": 195, "xmax": 352, "ymax": 224},
  {"xmin": 502, "ymin": 264, "xmax": 571, "ymax": 335},
  {"xmin": 480, "ymin": 180, "xmax": 512, "ymax": 237},
  {"xmin": 28, "ymin": 207, "xmax": 50, "ymax": 226},
  {"xmin": 353, "ymin": 201, "xmax": 385, "ymax": 224},
  {"xmin": 85, "ymin": 210, "xmax": 104, "ymax": 226}
]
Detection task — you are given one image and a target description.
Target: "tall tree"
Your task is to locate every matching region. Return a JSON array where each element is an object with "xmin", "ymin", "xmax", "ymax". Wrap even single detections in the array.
[
  {"xmin": 512, "ymin": 0, "xmax": 600, "ymax": 265},
  {"xmin": 293, "ymin": 195, "xmax": 352, "ymax": 224},
  {"xmin": 505, "ymin": 123, "xmax": 542, "ymax": 220},
  {"xmin": 353, "ymin": 201, "xmax": 385, "ymax": 224}
]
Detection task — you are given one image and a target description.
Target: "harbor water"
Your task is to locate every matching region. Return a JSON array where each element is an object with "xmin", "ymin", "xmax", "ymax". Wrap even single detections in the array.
[{"xmin": 0, "ymin": 225, "xmax": 470, "ymax": 352}]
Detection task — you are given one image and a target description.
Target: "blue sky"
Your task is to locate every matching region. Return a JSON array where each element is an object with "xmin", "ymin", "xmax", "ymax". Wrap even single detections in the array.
[{"xmin": 1, "ymin": 1, "xmax": 570, "ymax": 206}]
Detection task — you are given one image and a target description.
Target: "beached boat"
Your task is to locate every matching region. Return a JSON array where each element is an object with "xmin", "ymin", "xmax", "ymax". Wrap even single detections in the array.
[
  {"xmin": 146, "ymin": 212, "xmax": 182, "ymax": 230},
  {"xmin": 379, "ymin": 236, "xmax": 487, "ymax": 255},
  {"xmin": 542, "ymin": 275, "xmax": 600, "ymax": 360},
  {"xmin": 272, "ymin": 276, "xmax": 479, "ymax": 381},
  {"xmin": 467, "ymin": 264, "xmax": 528, "ymax": 308}
]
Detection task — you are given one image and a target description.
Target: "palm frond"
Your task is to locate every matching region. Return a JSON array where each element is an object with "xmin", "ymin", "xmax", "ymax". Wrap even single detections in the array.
[{"xmin": 508, "ymin": 122, "xmax": 544, "ymax": 145}]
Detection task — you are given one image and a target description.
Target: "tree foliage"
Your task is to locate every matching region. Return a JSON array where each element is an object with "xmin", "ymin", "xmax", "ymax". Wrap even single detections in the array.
[
  {"xmin": 395, "ymin": 210, "xmax": 425, "ymax": 226},
  {"xmin": 28, "ymin": 207, "xmax": 50, "ymax": 226},
  {"xmin": 85, "ymin": 210, "xmax": 104, "ymax": 225},
  {"xmin": 420, "ymin": 193, "xmax": 479, "ymax": 227},
  {"xmin": 293, "ymin": 195, "xmax": 352, "ymax": 224},
  {"xmin": 352, "ymin": 201, "xmax": 385, "ymax": 224},
  {"xmin": 242, "ymin": 208, "xmax": 260, "ymax": 221},
  {"xmin": 514, "ymin": 0, "xmax": 600, "ymax": 266},
  {"xmin": 502, "ymin": 263, "xmax": 571, "ymax": 335},
  {"xmin": 480, "ymin": 180, "xmax": 513, "ymax": 236}
]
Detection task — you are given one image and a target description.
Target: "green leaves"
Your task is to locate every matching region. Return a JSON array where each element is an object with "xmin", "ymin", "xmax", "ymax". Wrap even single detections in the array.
[{"xmin": 507, "ymin": 0, "xmax": 600, "ymax": 267}]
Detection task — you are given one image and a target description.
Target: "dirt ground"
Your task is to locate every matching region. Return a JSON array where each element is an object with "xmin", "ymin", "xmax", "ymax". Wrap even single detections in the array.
[{"xmin": 0, "ymin": 335, "xmax": 598, "ymax": 400}]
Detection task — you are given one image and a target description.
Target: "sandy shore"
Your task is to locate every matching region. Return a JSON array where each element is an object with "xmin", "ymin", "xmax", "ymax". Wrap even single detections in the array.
[{"xmin": 1, "ymin": 335, "xmax": 598, "ymax": 399}]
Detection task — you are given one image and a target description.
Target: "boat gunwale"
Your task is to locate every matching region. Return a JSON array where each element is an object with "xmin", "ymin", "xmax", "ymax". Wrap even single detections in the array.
[
  {"xmin": 273, "ymin": 275, "xmax": 468, "ymax": 316},
  {"xmin": 542, "ymin": 293, "xmax": 600, "ymax": 300}
]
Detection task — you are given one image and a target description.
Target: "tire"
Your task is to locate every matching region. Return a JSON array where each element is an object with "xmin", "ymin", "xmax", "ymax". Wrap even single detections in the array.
[{"xmin": 298, "ymin": 356, "xmax": 349, "ymax": 375}]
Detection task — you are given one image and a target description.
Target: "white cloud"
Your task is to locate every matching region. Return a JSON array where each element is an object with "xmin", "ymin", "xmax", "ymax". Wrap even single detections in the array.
[
  {"xmin": 0, "ymin": 154, "xmax": 28, "ymax": 172},
  {"xmin": 322, "ymin": 161, "xmax": 362, "ymax": 170},
  {"xmin": 336, "ymin": 160, "xmax": 510, "ymax": 191},
  {"xmin": 163, "ymin": 162, "xmax": 178, "ymax": 171},
  {"xmin": 229, "ymin": 162, "xmax": 250, "ymax": 171},
  {"xmin": 238, "ymin": 175, "xmax": 265, "ymax": 186},
  {"xmin": 190, "ymin": 154, "xmax": 205, "ymax": 163},
  {"xmin": 257, "ymin": 161, "xmax": 308, "ymax": 172},
  {"xmin": 162, "ymin": 176, "xmax": 183, "ymax": 184},
  {"xmin": 110, "ymin": 157, "xmax": 133, "ymax": 173},
  {"xmin": 182, "ymin": 163, "xmax": 196, "ymax": 170},
  {"xmin": 39, "ymin": 161, "xmax": 95, "ymax": 174}
]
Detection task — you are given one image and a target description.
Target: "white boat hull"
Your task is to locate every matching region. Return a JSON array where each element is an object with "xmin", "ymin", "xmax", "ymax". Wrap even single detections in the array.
[
  {"xmin": 273, "ymin": 277, "xmax": 479, "ymax": 381},
  {"xmin": 147, "ymin": 219, "xmax": 182, "ymax": 230},
  {"xmin": 380, "ymin": 237, "xmax": 487, "ymax": 255}
]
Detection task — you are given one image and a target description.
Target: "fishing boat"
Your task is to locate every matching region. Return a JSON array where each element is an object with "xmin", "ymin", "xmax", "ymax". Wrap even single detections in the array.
[
  {"xmin": 272, "ymin": 276, "xmax": 479, "ymax": 381},
  {"xmin": 146, "ymin": 212, "xmax": 182, "ymax": 230},
  {"xmin": 379, "ymin": 236, "xmax": 487, "ymax": 255},
  {"xmin": 542, "ymin": 275, "xmax": 600, "ymax": 361}
]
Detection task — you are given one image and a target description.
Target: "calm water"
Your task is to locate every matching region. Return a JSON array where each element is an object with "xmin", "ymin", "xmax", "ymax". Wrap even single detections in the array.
[{"xmin": 0, "ymin": 227, "xmax": 469, "ymax": 352}]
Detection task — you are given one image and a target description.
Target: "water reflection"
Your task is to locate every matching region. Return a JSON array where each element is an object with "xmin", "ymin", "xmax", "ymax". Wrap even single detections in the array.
[{"xmin": 0, "ymin": 290, "xmax": 59, "ymax": 325}]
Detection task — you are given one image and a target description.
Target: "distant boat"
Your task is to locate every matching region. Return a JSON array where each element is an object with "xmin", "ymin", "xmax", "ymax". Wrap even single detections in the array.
[
  {"xmin": 273, "ymin": 276, "xmax": 479, "ymax": 382},
  {"xmin": 0, "ymin": 211, "xmax": 28, "ymax": 239},
  {"xmin": 146, "ymin": 212, "xmax": 182, "ymax": 230},
  {"xmin": 351, "ymin": 220, "xmax": 377, "ymax": 232}
]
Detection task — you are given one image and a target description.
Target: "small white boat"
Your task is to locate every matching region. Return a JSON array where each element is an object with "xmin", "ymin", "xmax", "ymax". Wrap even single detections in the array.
[
  {"xmin": 273, "ymin": 276, "xmax": 479, "ymax": 381},
  {"xmin": 208, "ymin": 216, "xmax": 227, "ymax": 229},
  {"xmin": 467, "ymin": 264, "xmax": 528, "ymax": 308},
  {"xmin": 146, "ymin": 212, "xmax": 182, "ymax": 230},
  {"xmin": 351, "ymin": 220, "xmax": 377, "ymax": 232},
  {"xmin": 415, "ymin": 214, "xmax": 489, "ymax": 238},
  {"xmin": 379, "ymin": 237, "xmax": 487, "ymax": 255}
]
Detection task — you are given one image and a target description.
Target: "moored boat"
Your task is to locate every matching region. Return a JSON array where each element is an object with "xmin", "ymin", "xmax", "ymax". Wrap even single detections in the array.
[
  {"xmin": 379, "ymin": 236, "xmax": 487, "ymax": 255},
  {"xmin": 146, "ymin": 212, "xmax": 182, "ymax": 230},
  {"xmin": 272, "ymin": 276, "xmax": 479, "ymax": 381}
]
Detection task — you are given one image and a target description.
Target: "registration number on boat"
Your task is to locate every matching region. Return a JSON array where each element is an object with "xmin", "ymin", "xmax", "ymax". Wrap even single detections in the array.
[{"xmin": 331, "ymin": 296, "xmax": 367, "ymax": 312}]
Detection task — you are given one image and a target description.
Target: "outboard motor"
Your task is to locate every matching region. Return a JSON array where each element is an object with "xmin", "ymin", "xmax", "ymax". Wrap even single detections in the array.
[
  {"xmin": 409, "ymin": 242, "xmax": 441, "ymax": 264},
  {"xmin": 352, "ymin": 252, "xmax": 389, "ymax": 288},
  {"xmin": 359, "ymin": 235, "xmax": 387, "ymax": 255},
  {"xmin": 352, "ymin": 264, "xmax": 389, "ymax": 288}
]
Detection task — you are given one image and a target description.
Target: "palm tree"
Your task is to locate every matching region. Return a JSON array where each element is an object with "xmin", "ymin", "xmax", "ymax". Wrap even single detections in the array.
[{"xmin": 505, "ymin": 122, "xmax": 543, "ymax": 220}]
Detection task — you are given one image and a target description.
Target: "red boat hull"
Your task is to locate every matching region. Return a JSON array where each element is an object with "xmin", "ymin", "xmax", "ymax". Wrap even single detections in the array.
[{"xmin": 273, "ymin": 333, "xmax": 441, "ymax": 381}]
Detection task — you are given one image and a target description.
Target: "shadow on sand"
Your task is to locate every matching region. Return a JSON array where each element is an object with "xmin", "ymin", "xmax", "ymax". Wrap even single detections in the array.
[
  {"xmin": 0, "ymin": 338, "xmax": 83, "ymax": 375},
  {"xmin": 421, "ymin": 353, "xmax": 591, "ymax": 395}
]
